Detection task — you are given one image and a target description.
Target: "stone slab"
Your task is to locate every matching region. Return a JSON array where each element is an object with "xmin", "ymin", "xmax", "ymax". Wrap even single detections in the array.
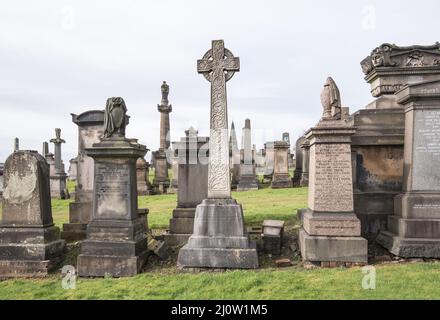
[
  {"xmin": 177, "ymin": 247, "xmax": 258, "ymax": 269},
  {"xmin": 0, "ymin": 256, "xmax": 64, "ymax": 278},
  {"xmin": 299, "ymin": 228, "xmax": 368, "ymax": 263},
  {"xmin": 302, "ymin": 209, "xmax": 361, "ymax": 237},
  {"xmin": 376, "ymin": 231, "xmax": 440, "ymax": 258}
]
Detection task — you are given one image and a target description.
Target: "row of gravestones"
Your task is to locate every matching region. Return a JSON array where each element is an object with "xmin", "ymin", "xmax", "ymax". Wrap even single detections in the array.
[{"xmin": 2, "ymin": 40, "xmax": 440, "ymax": 278}]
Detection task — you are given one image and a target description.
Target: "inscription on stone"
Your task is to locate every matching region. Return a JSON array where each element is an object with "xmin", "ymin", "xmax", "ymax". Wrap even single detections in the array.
[
  {"xmin": 413, "ymin": 110, "xmax": 440, "ymax": 191},
  {"xmin": 95, "ymin": 162, "xmax": 129, "ymax": 217},
  {"xmin": 311, "ymin": 143, "xmax": 353, "ymax": 212}
]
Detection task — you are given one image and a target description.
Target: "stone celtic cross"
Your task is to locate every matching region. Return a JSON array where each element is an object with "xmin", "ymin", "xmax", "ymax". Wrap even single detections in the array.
[{"xmin": 197, "ymin": 40, "xmax": 240, "ymax": 199}]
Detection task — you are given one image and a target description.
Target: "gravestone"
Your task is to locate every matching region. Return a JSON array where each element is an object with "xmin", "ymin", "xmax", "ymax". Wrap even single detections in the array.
[
  {"xmin": 271, "ymin": 140, "xmax": 293, "ymax": 188},
  {"xmin": 237, "ymin": 119, "xmax": 259, "ymax": 191},
  {"xmin": 68, "ymin": 157, "xmax": 78, "ymax": 181},
  {"xmin": 292, "ymin": 136, "xmax": 305, "ymax": 186},
  {"xmin": 229, "ymin": 121, "xmax": 240, "ymax": 189},
  {"xmin": 153, "ymin": 81, "xmax": 172, "ymax": 194},
  {"xmin": 376, "ymin": 80, "xmax": 440, "ymax": 257},
  {"xmin": 49, "ymin": 128, "xmax": 68, "ymax": 199},
  {"xmin": 298, "ymin": 77, "xmax": 368, "ymax": 265},
  {"xmin": 62, "ymin": 110, "xmax": 105, "ymax": 242},
  {"xmin": 177, "ymin": 40, "xmax": 258, "ymax": 269},
  {"xmin": 353, "ymin": 43, "xmax": 440, "ymax": 240},
  {"xmin": 168, "ymin": 146, "xmax": 179, "ymax": 194},
  {"xmin": 0, "ymin": 150, "xmax": 65, "ymax": 277},
  {"xmin": 263, "ymin": 141, "xmax": 275, "ymax": 183},
  {"xmin": 164, "ymin": 127, "xmax": 209, "ymax": 246},
  {"xmin": 262, "ymin": 220, "xmax": 285, "ymax": 255},
  {"xmin": 77, "ymin": 97, "xmax": 149, "ymax": 277},
  {"xmin": 137, "ymin": 157, "xmax": 153, "ymax": 196},
  {"xmin": 299, "ymin": 138, "xmax": 310, "ymax": 187},
  {"xmin": 282, "ymin": 132, "xmax": 294, "ymax": 168}
]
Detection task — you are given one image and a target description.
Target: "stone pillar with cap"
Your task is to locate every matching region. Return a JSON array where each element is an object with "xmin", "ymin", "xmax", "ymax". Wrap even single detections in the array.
[
  {"xmin": 48, "ymin": 128, "xmax": 68, "ymax": 199},
  {"xmin": 237, "ymin": 119, "xmax": 259, "ymax": 191}
]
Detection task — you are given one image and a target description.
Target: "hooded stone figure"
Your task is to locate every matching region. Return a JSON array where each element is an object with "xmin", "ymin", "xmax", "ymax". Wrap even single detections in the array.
[
  {"xmin": 320, "ymin": 77, "xmax": 341, "ymax": 120},
  {"xmin": 103, "ymin": 97, "xmax": 127, "ymax": 138}
]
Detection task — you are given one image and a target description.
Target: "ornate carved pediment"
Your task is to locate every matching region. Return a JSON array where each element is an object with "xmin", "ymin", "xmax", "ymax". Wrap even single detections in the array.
[{"xmin": 361, "ymin": 43, "xmax": 440, "ymax": 75}]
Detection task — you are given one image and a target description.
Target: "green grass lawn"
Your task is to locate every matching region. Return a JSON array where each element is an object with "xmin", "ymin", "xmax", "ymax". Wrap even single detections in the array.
[{"xmin": 1, "ymin": 186, "xmax": 440, "ymax": 300}]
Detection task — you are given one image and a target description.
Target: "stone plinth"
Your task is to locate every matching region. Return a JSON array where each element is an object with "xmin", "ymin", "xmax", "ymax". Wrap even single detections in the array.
[
  {"xmin": 377, "ymin": 80, "xmax": 440, "ymax": 258},
  {"xmin": 298, "ymin": 122, "xmax": 368, "ymax": 264},
  {"xmin": 271, "ymin": 141, "xmax": 293, "ymax": 189},
  {"xmin": 77, "ymin": 137, "xmax": 149, "ymax": 277},
  {"xmin": 0, "ymin": 151, "xmax": 65, "ymax": 277},
  {"xmin": 164, "ymin": 130, "xmax": 209, "ymax": 246},
  {"xmin": 152, "ymin": 150, "xmax": 170, "ymax": 194},
  {"xmin": 177, "ymin": 199, "xmax": 258, "ymax": 269},
  {"xmin": 62, "ymin": 110, "xmax": 105, "ymax": 242}
]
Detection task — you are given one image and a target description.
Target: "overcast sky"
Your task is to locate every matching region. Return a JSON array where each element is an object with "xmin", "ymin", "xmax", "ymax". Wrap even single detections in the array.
[{"xmin": 0, "ymin": 0, "xmax": 439, "ymax": 164}]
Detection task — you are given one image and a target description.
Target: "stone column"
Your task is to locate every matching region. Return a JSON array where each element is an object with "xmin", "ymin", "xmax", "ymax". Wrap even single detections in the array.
[
  {"xmin": 377, "ymin": 80, "xmax": 440, "ymax": 258},
  {"xmin": 271, "ymin": 141, "xmax": 293, "ymax": 188},
  {"xmin": 13, "ymin": 138, "xmax": 19, "ymax": 152},
  {"xmin": 177, "ymin": 40, "xmax": 258, "ymax": 269},
  {"xmin": 49, "ymin": 128, "xmax": 68, "ymax": 199},
  {"xmin": 164, "ymin": 128, "xmax": 209, "ymax": 246},
  {"xmin": 153, "ymin": 81, "xmax": 172, "ymax": 194},
  {"xmin": 229, "ymin": 121, "xmax": 240, "ymax": 189},
  {"xmin": 237, "ymin": 119, "xmax": 259, "ymax": 191},
  {"xmin": 77, "ymin": 98, "xmax": 149, "ymax": 277},
  {"xmin": 300, "ymin": 138, "xmax": 310, "ymax": 187},
  {"xmin": 0, "ymin": 150, "xmax": 65, "ymax": 277},
  {"xmin": 62, "ymin": 110, "xmax": 105, "ymax": 242},
  {"xmin": 42, "ymin": 142, "xmax": 49, "ymax": 158}
]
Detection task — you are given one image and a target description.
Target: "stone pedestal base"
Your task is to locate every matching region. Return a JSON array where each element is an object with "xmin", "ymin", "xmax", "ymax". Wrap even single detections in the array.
[
  {"xmin": 164, "ymin": 208, "xmax": 196, "ymax": 246},
  {"xmin": 153, "ymin": 181, "xmax": 170, "ymax": 194},
  {"xmin": 137, "ymin": 183, "xmax": 153, "ymax": 196},
  {"xmin": 292, "ymin": 171, "xmax": 302, "ymax": 187},
  {"xmin": 237, "ymin": 175, "xmax": 259, "ymax": 191},
  {"xmin": 299, "ymin": 228, "xmax": 368, "ymax": 263},
  {"xmin": 376, "ymin": 192, "xmax": 440, "ymax": 258},
  {"xmin": 177, "ymin": 199, "xmax": 258, "ymax": 269},
  {"xmin": 299, "ymin": 172, "xmax": 309, "ymax": 187},
  {"xmin": 50, "ymin": 174, "xmax": 69, "ymax": 199},
  {"xmin": 77, "ymin": 217, "xmax": 149, "ymax": 277},
  {"xmin": 0, "ymin": 226, "xmax": 66, "ymax": 278},
  {"xmin": 61, "ymin": 201, "xmax": 93, "ymax": 242},
  {"xmin": 271, "ymin": 174, "xmax": 293, "ymax": 189},
  {"xmin": 298, "ymin": 209, "xmax": 368, "ymax": 263}
]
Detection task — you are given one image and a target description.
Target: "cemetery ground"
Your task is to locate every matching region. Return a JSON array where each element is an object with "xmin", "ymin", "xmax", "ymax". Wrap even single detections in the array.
[{"xmin": 1, "ymin": 185, "xmax": 440, "ymax": 299}]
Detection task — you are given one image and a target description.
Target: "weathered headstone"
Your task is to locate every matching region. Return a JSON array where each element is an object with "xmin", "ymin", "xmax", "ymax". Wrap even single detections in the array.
[
  {"xmin": 49, "ymin": 128, "xmax": 68, "ymax": 199},
  {"xmin": 229, "ymin": 121, "xmax": 240, "ymax": 189},
  {"xmin": 77, "ymin": 97, "xmax": 149, "ymax": 277},
  {"xmin": 263, "ymin": 141, "xmax": 275, "ymax": 183},
  {"xmin": 0, "ymin": 150, "xmax": 65, "ymax": 277},
  {"xmin": 353, "ymin": 43, "xmax": 440, "ymax": 240},
  {"xmin": 298, "ymin": 77, "xmax": 368, "ymax": 265},
  {"xmin": 292, "ymin": 136, "xmax": 305, "ymax": 187},
  {"xmin": 177, "ymin": 40, "xmax": 258, "ymax": 269},
  {"xmin": 271, "ymin": 140, "xmax": 293, "ymax": 188},
  {"xmin": 68, "ymin": 157, "xmax": 78, "ymax": 181},
  {"xmin": 153, "ymin": 81, "xmax": 172, "ymax": 194},
  {"xmin": 262, "ymin": 220, "xmax": 285, "ymax": 255},
  {"xmin": 237, "ymin": 119, "xmax": 259, "ymax": 191},
  {"xmin": 136, "ymin": 156, "xmax": 153, "ymax": 196},
  {"xmin": 164, "ymin": 127, "xmax": 209, "ymax": 246},
  {"xmin": 62, "ymin": 110, "xmax": 106, "ymax": 242},
  {"xmin": 377, "ymin": 79, "xmax": 440, "ymax": 257}
]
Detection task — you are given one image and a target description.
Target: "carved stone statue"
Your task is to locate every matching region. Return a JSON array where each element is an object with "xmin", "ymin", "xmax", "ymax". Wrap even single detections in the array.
[
  {"xmin": 103, "ymin": 97, "xmax": 127, "ymax": 138},
  {"xmin": 320, "ymin": 77, "xmax": 341, "ymax": 120},
  {"xmin": 161, "ymin": 81, "xmax": 169, "ymax": 105}
]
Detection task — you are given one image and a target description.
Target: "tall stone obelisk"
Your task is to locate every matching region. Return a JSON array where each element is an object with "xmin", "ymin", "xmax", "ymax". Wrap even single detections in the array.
[
  {"xmin": 177, "ymin": 40, "xmax": 258, "ymax": 269},
  {"xmin": 153, "ymin": 81, "xmax": 172, "ymax": 194},
  {"xmin": 237, "ymin": 119, "xmax": 259, "ymax": 191}
]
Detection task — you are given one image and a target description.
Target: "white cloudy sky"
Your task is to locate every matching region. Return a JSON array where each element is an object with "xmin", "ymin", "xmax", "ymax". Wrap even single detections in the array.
[{"xmin": 0, "ymin": 0, "xmax": 439, "ymax": 164}]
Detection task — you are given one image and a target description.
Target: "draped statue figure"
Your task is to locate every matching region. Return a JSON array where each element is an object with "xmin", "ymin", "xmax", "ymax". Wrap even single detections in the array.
[{"xmin": 103, "ymin": 97, "xmax": 127, "ymax": 138}]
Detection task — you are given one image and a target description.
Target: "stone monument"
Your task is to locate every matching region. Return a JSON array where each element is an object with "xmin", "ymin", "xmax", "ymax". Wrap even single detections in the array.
[
  {"xmin": 299, "ymin": 138, "xmax": 310, "ymax": 187},
  {"xmin": 282, "ymin": 132, "xmax": 294, "ymax": 168},
  {"xmin": 137, "ymin": 156, "xmax": 153, "ymax": 196},
  {"xmin": 292, "ymin": 135, "xmax": 305, "ymax": 187},
  {"xmin": 164, "ymin": 127, "xmax": 209, "ymax": 246},
  {"xmin": 153, "ymin": 81, "xmax": 172, "ymax": 194},
  {"xmin": 0, "ymin": 150, "xmax": 65, "ymax": 277},
  {"xmin": 13, "ymin": 138, "xmax": 19, "ymax": 152},
  {"xmin": 49, "ymin": 128, "xmax": 69, "ymax": 199},
  {"xmin": 237, "ymin": 119, "xmax": 259, "ymax": 191},
  {"xmin": 68, "ymin": 157, "xmax": 78, "ymax": 181},
  {"xmin": 271, "ymin": 140, "xmax": 293, "ymax": 188},
  {"xmin": 177, "ymin": 40, "xmax": 258, "ymax": 269},
  {"xmin": 62, "ymin": 110, "xmax": 105, "ymax": 242},
  {"xmin": 377, "ymin": 79, "xmax": 440, "ymax": 257},
  {"xmin": 168, "ymin": 146, "xmax": 179, "ymax": 194},
  {"xmin": 77, "ymin": 97, "xmax": 149, "ymax": 277},
  {"xmin": 298, "ymin": 77, "xmax": 368, "ymax": 265},
  {"xmin": 0, "ymin": 163, "xmax": 4, "ymax": 200},
  {"xmin": 353, "ymin": 43, "xmax": 440, "ymax": 240},
  {"xmin": 229, "ymin": 121, "xmax": 240, "ymax": 189},
  {"xmin": 263, "ymin": 141, "xmax": 275, "ymax": 183}
]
